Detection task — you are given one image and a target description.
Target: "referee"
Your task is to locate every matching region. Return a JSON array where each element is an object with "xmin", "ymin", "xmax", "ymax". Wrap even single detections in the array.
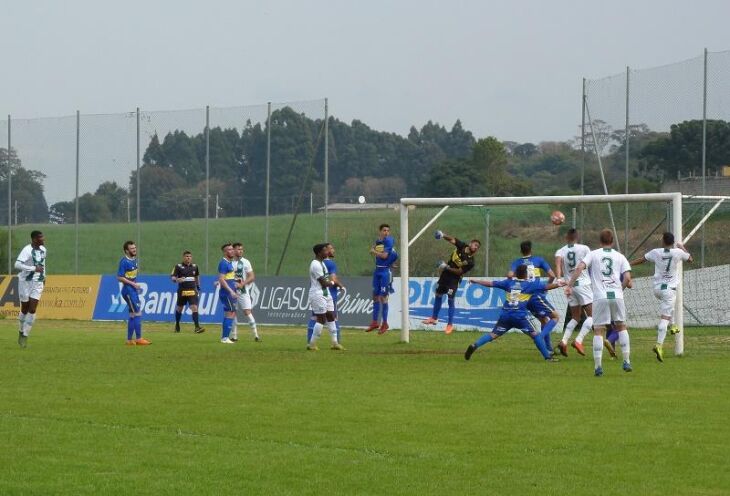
[{"xmin": 171, "ymin": 250, "xmax": 205, "ymax": 333}]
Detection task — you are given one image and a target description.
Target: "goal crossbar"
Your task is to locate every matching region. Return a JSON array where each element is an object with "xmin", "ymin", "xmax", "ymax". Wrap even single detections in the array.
[{"xmin": 398, "ymin": 193, "xmax": 686, "ymax": 352}]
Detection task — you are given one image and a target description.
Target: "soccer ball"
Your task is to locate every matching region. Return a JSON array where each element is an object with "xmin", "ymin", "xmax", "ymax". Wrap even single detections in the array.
[{"xmin": 550, "ymin": 210, "xmax": 566, "ymax": 225}]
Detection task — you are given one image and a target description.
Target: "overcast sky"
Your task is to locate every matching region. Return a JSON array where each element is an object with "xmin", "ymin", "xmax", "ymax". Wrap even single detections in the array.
[{"xmin": 2, "ymin": 0, "xmax": 729, "ymax": 145}]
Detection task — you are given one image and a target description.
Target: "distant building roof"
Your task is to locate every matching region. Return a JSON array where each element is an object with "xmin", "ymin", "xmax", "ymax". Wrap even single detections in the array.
[{"xmin": 319, "ymin": 202, "xmax": 399, "ymax": 211}]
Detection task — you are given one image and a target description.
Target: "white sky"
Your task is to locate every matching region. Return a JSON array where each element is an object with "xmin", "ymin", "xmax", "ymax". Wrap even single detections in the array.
[{"xmin": 1, "ymin": 0, "xmax": 729, "ymax": 203}]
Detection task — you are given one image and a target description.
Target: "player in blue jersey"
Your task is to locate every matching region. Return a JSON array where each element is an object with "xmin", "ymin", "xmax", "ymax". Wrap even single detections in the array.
[
  {"xmin": 217, "ymin": 243, "xmax": 239, "ymax": 344},
  {"xmin": 117, "ymin": 241, "xmax": 150, "ymax": 346},
  {"xmin": 367, "ymin": 224, "xmax": 398, "ymax": 334},
  {"xmin": 509, "ymin": 240, "xmax": 559, "ymax": 354},
  {"xmin": 464, "ymin": 264, "xmax": 565, "ymax": 361},
  {"xmin": 307, "ymin": 243, "xmax": 342, "ymax": 343}
]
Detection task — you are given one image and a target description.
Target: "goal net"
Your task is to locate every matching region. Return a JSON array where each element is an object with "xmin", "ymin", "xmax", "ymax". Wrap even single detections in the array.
[{"xmin": 397, "ymin": 193, "xmax": 730, "ymax": 356}]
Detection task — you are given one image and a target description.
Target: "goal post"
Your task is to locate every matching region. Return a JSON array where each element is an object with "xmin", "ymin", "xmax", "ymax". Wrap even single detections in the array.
[{"xmin": 398, "ymin": 193, "xmax": 687, "ymax": 350}]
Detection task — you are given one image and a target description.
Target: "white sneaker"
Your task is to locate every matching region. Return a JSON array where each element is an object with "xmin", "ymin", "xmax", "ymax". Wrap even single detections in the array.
[{"xmin": 220, "ymin": 338, "xmax": 235, "ymax": 344}]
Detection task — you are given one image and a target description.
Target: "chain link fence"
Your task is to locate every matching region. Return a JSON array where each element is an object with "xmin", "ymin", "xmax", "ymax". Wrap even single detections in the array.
[{"xmin": 583, "ymin": 49, "xmax": 730, "ymax": 269}]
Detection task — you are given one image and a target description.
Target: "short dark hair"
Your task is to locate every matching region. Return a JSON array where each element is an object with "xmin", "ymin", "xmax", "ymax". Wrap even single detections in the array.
[
  {"xmin": 313, "ymin": 243, "xmax": 328, "ymax": 255},
  {"xmin": 221, "ymin": 243, "xmax": 232, "ymax": 251},
  {"xmin": 662, "ymin": 232, "xmax": 675, "ymax": 246},
  {"xmin": 470, "ymin": 239, "xmax": 482, "ymax": 246},
  {"xmin": 123, "ymin": 240, "xmax": 135, "ymax": 252},
  {"xmin": 599, "ymin": 229, "xmax": 614, "ymax": 245},
  {"xmin": 566, "ymin": 228, "xmax": 577, "ymax": 241},
  {"xmin": 515, "ymin": 264, "xmax": 528, "ymax": 279},
  {"xmin": 182, "ymin": 250, "xmax": 192, "ymax": 256},
  {"xmin": 232, "ymin": 242, "xmax": 242, "ymax": 249},
  {"xmin": 31, "ymin": 230, "xmax": 43, "ymax": 239},
  {"xmin": 520, "ymin": 240, "xmax": 532, "ymax": 255},
  {"xmin": 379, "ymin": 224, "xmax": 390, "ymax": 231}
]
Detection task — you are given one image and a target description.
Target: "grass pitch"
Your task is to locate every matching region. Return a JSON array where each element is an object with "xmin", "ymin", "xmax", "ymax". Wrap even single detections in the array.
[{"xmin": 1, "ymin": 321, "xmax": 728, "ymax": 495}]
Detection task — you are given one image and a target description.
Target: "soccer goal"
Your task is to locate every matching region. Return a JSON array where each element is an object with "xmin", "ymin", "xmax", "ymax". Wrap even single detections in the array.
[{"xmin": 398, "ymin": 193, "xmax": 730, "ymax": 356}]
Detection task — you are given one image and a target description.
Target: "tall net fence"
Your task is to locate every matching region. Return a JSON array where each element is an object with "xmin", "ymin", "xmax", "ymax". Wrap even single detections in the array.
[
  {"xmin": 583, "ymin": 49, "xmax": 730, "ymax": 272},
  {"xmin": 1, "ymin": 99, "xmax": 328, "ymax": 276}
]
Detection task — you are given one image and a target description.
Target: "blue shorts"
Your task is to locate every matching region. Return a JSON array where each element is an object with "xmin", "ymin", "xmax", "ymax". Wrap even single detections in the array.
[
  {"xmin": 121, "ymin": 288, "xmax": 140, "ymax": 314},
  {"xmin": 527, "ymin": 294, "xmax": 555, "ymax": 319},
  {"xmin": 219, "ymin": 291, "xmax": 236, "ymax": 313},
  {"xmin": 492, "ymin": 314, "xmax": 536, "ymax": 336},
  {"xmin": 372, "ymin": 269, "xmax": 392, "ymax": 297}
]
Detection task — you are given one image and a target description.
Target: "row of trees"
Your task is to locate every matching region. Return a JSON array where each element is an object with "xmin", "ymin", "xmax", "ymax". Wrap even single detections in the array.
[{"xmin": 3, "ymin": 115, "xmax": 730, "ymax": 224}]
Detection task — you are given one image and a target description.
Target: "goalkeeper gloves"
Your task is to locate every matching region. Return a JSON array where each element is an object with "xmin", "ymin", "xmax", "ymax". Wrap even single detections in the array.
[
  {"xmin": 438, "ymin": 261, "xmax": 448, "ymax": 270},
  {"xmin": 434, "ymin": 230, "xmax": 443, "ymax": 240}
]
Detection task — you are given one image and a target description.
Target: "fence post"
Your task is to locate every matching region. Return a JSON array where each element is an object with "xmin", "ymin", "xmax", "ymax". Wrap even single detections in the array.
[
  {"xmin": 265, "ymin": 102, "xmax": 271, "ymax": 275},
  {"xmin": 75, "ymin": 110, "xmax": 80, "ymax": 274},
  {"xmin": 324, "ymin": 98, "xmax": 329, "ymax": 241},
  {"xmin": 205, "ymin": 105, "xmax": 210, "ymax": 273},
  {"xmin": 136, "ymin": 107, "xmax": 141, "ymax": 267},
  {"xmin": 6, "ymin": 114, "xmax": 11, "ymax": 275},
  {"xmin": 701, "ymin": 48, "xmax": 707, "ymax": 267},
  {"xmin": 580, "ymin": 79, "xmax": 586, "ymax": 231},
  {"xmin": 625, "ymin": 66, "xmax": 630, "ymax": 254}
]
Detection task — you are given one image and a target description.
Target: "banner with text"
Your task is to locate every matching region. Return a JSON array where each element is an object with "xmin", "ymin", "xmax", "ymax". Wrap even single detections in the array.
[
  {"xmin": 0, "ymin": 275, "xmax": 100, "ymax": 320},
  {"xmin": 92, "ymin": 275, "xmax": 375, "ymax": 326}
]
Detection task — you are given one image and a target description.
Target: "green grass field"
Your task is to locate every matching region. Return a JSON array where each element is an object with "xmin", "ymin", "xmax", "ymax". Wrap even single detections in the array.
[{"xmin": 1, "ymin": 321, "xmax": 728, "ymax": 495}]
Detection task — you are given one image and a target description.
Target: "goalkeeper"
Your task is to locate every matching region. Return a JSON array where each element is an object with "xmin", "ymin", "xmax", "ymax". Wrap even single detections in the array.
[{"xmin": 423, "ymin": 230, "xmax": 481, "ymax": 334}]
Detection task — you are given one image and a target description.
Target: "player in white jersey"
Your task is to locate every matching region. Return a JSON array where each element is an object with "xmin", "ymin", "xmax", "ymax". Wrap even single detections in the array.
[
  {"xmin": 554, "ymin": 228, "xmax": 596, "ymax": 357},
  {"xmin": 231, "ymin": 242, "xmax": 260, "ymax": 342},
  {"xmin": 14, "ymin": 230, "xmax": 46, "ymax": 348},
  {"xmin": 630, "ymin": 232, "xmax": 692, "ymax": 362},
  {"xmin": 307, "ymin": 243, "xmax": 345, "ymax": 351},
  {"xmin": 566, "ymin": 229, "xmax": 633, "ymax": 376}
]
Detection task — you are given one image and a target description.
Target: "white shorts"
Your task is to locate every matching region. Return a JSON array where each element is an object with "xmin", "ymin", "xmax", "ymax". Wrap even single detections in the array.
[
  {"xmin": 309, "ymin": 292, "xmax": 334, "ymax": 315},
  {"xmin": 237, "ymin": 293, "xmax": 252, "ymax": 311},
  {"xmin": 653, "ymin": 288, "xmax": 676, "ymax": 317},
  {"xmin": 592, "ymin": 298, "xmax": 626, "ymax": 326},
  {"xmin": 568, "ymin": 285, "xmax": 593, "ymax": 307},
  {"xmin": 18, "ymin": 279, "xmax": 44, "ymax": 302}
]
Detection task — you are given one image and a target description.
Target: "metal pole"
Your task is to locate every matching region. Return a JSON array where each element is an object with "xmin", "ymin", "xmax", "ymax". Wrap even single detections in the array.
[
  {"xmin": 625, "ymin": 67, "xmax": 630, "ymax": 255},
  {"xmin": 265, "ymin": 102, "xmax": 271, "ymax": 275},
  {"xmin": 136, "ymin": 107, "xmax": 141, "ymax": 267},
  {"xmin": 671, "ymin": 193, "xmax": 684, "ymax": 355},
  {"xmin": 399, "ymin": 203, "xmax": 409, "ymax": 343},
  {"xmin": 580, "ymin": 79, "xmax": 586, "ymax": 231},
  {"xmin": 7, "ymin": 115, "xmax": 11, "ymax": 275},
  {"xmin": 701, "ymin": 48, "xmax": 707, "ymax": 267},
  {"xmin": 324, "ymin": 98, "xmax": 329, "ymax": 241},
  {"xmin": 572, "ymin": 207, "xmax": 577, "ymax": 228},
  {"xmin": 205, "ymin": 105, "xmax": 210, "ymax": 273},
  {"xmin": 484, "ymin": 209, "xmax": 490, "ymax": 276},
  {"xmin": 310, "ymin": 191, "xmax": 313, "ymax": 215},
  {"xmin": 75, "ymin": 110, "xmax": 80, "ymax": 274}
]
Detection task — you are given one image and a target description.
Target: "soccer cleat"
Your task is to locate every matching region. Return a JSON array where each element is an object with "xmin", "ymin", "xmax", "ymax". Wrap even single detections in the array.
[
  {"xmin": 135, "ymin": 338, "xmax": 151, "ymax": 346},
  {"xmin": 365, "ymin": 321, "xmax": 379, "ymax": 332},
  {"xmin": 220, "ymin": 338, "xmax": 235, "ymax": 344},
  {"xmin": 557, "ymin": 341, "xmax": 568, "ymax": 357},
  {"xmin": 604, "ymin": 339, "xmax": 617, "ymax": 359},
  {"xmin": 230, "ymin": 338, "xmax": 238, "ymax": 342},
  {"xmin": 18, "ymin": 332, "xmax": 27, "ymax": 348},
  {"xmin": 306, "ymin": 344, "xmax": 319, "ymax": 351},
  {"xmin": 174, "ymin": 324, "xmax": 180, "ymax": 333},
  {"xmin": 623, "ymin": 361, "xmax": 633, "ymax": 372},
  {"xmin": 669, "ymin": 324, "xmax": 680, "ymax": 335},
  {"xmin": 422, "ymin": 317, "xmax": 438, "ymax": 325},
  {"xmin": 125, "ymin": 339, "xmax": 136, "ymax": 346},
  {"xmin": 653, "ymin": 345, "xmax": 664, "ymax": 363},
  {"xmin": 377, "ymin": 322, "xmax": 390, "ymax": 335},
  {"xmin": 331, "ymin": 343, "xmax": 345, "ymax": 351},
  {"xmin": 254, "ymin": 336, "xmax": 262, "ymax": 342},
  {"xmin": 194, "ymin": 327, "xmax": 205, "ymax": 334},
  {"xmin": 444, "ymin": 324, "xmax": 454, "ymax": 335},
  {"xmin": 545, "ymin": 356, "xmax": 561, "ymax": 363},
  {"xmin": 571, "ymin": 340, "xmax": 586, "ymax": 356},
  {"xmin": 594, "ymin": 367, "xmax": 603, "ymax": 377},
  {"xmin": 464, "ymin": 344, "xmax": 477, "ymax": 361}
]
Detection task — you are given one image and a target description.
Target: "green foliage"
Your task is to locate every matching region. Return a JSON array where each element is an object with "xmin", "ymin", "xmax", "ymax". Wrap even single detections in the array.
[
  {"xmin": 0, "ymin": 147, "xmax": 49, "ymax": 224},
  {"xmin": 1, "ymin": 323, "xmax": 728, "ymax": 495}
]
